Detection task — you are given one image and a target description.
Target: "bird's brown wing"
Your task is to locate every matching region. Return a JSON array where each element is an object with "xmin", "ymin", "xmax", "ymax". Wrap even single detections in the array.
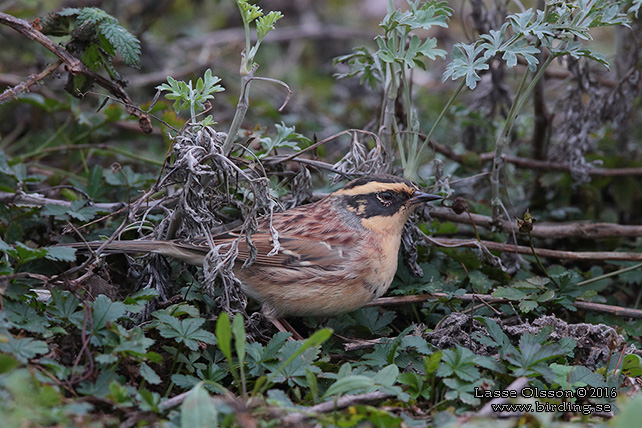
[
  {"xmin": 172, "ymin": 200, "xmax": 352, "ymax": 270},
  {"xmin": 173, "ymin": 232, "xmax": 348, "ymax": 270}
]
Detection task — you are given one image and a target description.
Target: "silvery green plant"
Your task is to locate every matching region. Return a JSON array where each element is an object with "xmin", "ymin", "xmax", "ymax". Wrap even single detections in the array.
[{"xmin": 335, "ymin": 0, "xmax": 452, "ymax": 181}]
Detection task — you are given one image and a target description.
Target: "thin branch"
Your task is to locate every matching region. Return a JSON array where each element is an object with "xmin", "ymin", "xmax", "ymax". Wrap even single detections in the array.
[
  {"xmin": 249, "ymin": 76, "xmax": 292, "ymax": 111},
  {"xmin": 284, "ymin": 392, "xmax": 394, "ymax": 424},
  {"xmin": 269, "ymin": 129, "xmax": 381, "ymax": 166},
  {"xmin": 430, "ymin": 206, "xmax": 642, "ymax": 239},
  {"xmin": 0, "ymin": 59, "xmax": 63, "ymax": 103},
  {"xmin": 0, "ymin": 12, "xmax": 151, "ymax": 132},
  {"xmin": 364, "ymin": 293, "xmax": 642, "ymax": 318},
  {"xmin": 425, "ymin": 136, "xmax": 642, "ymax": 176},
  {"xmin": 0, "ymin": 190, "xmax": 127, "ymax": 211},
  {"xmin": 501, "ymin": 154, "xmax": 642, "ymax": 176},
  {"xmin": 430, "ymin": 236, "xmax": 642, "ymax": 261}
]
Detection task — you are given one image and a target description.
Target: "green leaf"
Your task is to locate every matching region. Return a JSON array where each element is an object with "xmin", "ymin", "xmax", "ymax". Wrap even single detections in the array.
[
  {"xmin": 436, "ymin": 346, "xmax": 481, "ymax": 382},
  {"xmin": 47, "ymin": 289, "xmax": 83, "ymax": 324},
  {"xmin": 443, "ymin": 42, "xmax": 489, "ymax": 89},
  {"xmin": 0, "ymin": 353, "xmax": 20, "ymax": 374},
  {"xmin": 76, "ymin": 7, "xmax": 115, "ymax": 25},
  {"xmin": 519, "ymin": 299, "xmax": 539, "ymax": 313},
  {"xmin": 493, "ymin": 286, "xmax": 528, "ymax": 300},
  {"xmin": 468, "ymin": 270, "xmax": 492, "ymax": 294},
  {"xmin": 78, "ymin": 370, "xmax": 122, "ymax": 397},
  {"xmin": 443, "ymin": 377, "xmax": 483, "ymax": 406},
  {"xmin": 551, "ymin": 363, "xmax": 606, "ymax": 390},
  {"xmin": 113, "ymin": 326, "xmax": 154, "ymax": 355},
  {"xmin": 256, "ymin": 11, "xmax": 283, "ymax": 41},
  {"xmin": 107, "ymin": 380, "xmax": 132, "ymax": 405},
  {"xmin": 92, "ymin": 295, "xmax": 126, "ymax": 331},
  {"xmin": 41, "ymin": 204, "xmax": 70, "ymax": 220},
  {"xmin": 180, "ymin": 383, "xmax": 218, "ymax": 428},
  {"xmin": 612, "ymin": 394, "xmax": 642, "ymax": 428},
  {"xmin": 42, "ymin": 200, "xmax": 100, "ymax": 222},
  {"xmin": 86, "ymin": 165, "xmax": 105, "ymax": 200},
  {"xmin": 267, "ymin": 329, "xmax": 331, "ymax": 386},
  {"xmin": 0, "ymin": 337, "xmax": 49, "ymax": 363},
  {"xmin": 237, "ymin": 0, "xmax": 263, "ymax": 23},
  {"xmin": 232, "ymin": 314, "xmax": 246, "ymax": 366},
  {"xmin": 348, "ymin": 307, "xmax": 396, "ymax": 335},
  {"xmin": 506, "ymin": 333, "xmax": 570, "ymax": 380},
  {"xmin": 373, "ymin": 364, "xmax": 399, "ymax": 387},
  {"xmin": 424, "ymin": 351, "xmax": 442, "ymax": 375},
  {"xmin": 140, "ymin": 363, "xmax": 162, "ymax": 385},
  {"xmin": 258, "ymin": 122, "xmax": 310, "ymax": 158},
  {"xmin": 215, "ymin": 312, "xmax": 232, "ymax": 362},
  {"xmin": 81, "ymin": 44, "xmax": 107, "ymax": 72},
  {"xmin": 406, "ymin": 35, "xmax": 445, "ymax": 64},
  {"xmin": 45, "ymin": 246, "xmax": 77, "ymax": 262},
  {"xmin": 0, "ymin": 149, "xmax": 15, "ymax": 177},
  {"xmin": 322, "ymin": 375, "xmax": 374, "ymax": 398},
  {"xmin": 7, "ymin": 242, "xmax": 48, "ymax": 265},
  {"xmin": 155, "ymin": 314, "xmax": 216, "ymax": 351},
  {"xmin": 622, "ymin": 354, "xmax": 642, "ymax": 377},
  {"xmin": 501, "ymin": 39, "xmax": 540, "ymax": 71},
  {"xmin": 97, "ymin": 21, "xmax": 141, "ymax": 67}
]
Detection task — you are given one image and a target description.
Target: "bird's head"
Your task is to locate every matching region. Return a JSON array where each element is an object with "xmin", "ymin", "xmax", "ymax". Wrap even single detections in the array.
[{"xmin": 332, "ymin": 175, "xmax": 442, "ymax": 234}]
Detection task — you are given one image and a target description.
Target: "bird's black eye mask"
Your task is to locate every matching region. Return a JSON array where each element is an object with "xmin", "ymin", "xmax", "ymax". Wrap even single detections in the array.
[{"xmin": 343, "ymin": 191, "xmax": 410, "ymax": 218}]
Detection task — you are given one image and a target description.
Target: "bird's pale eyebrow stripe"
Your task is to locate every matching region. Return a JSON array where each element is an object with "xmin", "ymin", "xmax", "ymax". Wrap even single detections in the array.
[{"xmin": 334, "ymin": 182, "xmax": 414, "ymax": 196}]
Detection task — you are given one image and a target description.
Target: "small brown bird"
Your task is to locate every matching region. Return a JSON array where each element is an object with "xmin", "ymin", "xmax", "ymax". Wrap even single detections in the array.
[{"xmin": 68, "ymin": 175, "xmax": 441, "ymax": 321}]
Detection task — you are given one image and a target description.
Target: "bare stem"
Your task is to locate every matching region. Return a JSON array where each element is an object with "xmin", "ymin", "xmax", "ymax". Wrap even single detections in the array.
[{"xmin": 223, "ymin": 67, "xmax": 256, "ymax": 154}]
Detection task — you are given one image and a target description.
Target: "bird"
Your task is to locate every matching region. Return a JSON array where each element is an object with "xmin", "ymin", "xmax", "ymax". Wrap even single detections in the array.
[{"xmin": 66, "ymin": 175, "xmax": 441, "ymax": 326}]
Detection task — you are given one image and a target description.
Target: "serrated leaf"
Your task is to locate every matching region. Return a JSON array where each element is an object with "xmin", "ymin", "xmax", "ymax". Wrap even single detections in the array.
[
  {"xmin": 76, "ymin": 7, "xmax": 115, "ymax": 25},
  {"xmin": 156, "ymin": 316, "xmax": 216, "ymax": 351},
  {"xmin": 96, "ymin": 20, "xmax": 140, "ymax": 67},
  {"xmin": 45, "ymin": 246, "xmax": 77, "ymax": 262},
  {"xmin": 47, "ymin": 289, "xmax": 82, "ymax": 323},
  {"xmin": 468, "ymin": 270, "xmax": 492, "ymax": 293},
  {"xmin": 349, "ymin": 307, "xmax": 396, "ymax": 335},
  {"xmin": 518, "ymin": 299, "xmax": 539, "ymax": 313},
  {"xmin": 140, "ymin": 362, "xmax": 161, "ymax": 385},
  {"xmin": 92, "ymin": 294, "xmax": 126, "ymax": 331},
  {"xmin": 0, "ymin": 337, "xmax": 49, "ymax": 363},
  {"xmin": 41, "ymin": 204, "xmax": 70, "ymax": 220},
  {"xmin": 436, "ymin": 346, "xmax": 481, "ymax": 382},
  {"xmin": 493, "ymin": 286, "xmax": 528, "ymax": 300}
]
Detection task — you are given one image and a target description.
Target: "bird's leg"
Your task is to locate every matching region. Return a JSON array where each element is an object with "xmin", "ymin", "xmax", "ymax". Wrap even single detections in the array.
[
  {"xmin": 262, "ymin": 305, "xmax": 304, "ymax": 340},
  {"xmin": 271, "ymin": 317, "xmax": 304, "ymax": 341}
]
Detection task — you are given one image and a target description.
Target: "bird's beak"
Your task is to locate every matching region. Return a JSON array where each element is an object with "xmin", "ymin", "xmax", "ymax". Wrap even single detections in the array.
[{"xmin": 409, "ymin": 190, "xmax": 442, "ymax": 205}]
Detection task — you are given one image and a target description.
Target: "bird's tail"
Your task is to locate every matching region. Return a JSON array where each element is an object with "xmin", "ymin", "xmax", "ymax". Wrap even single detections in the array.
[{"xmin": 62, "ymin": 240, "xmax": 206, "ymax": 266}]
